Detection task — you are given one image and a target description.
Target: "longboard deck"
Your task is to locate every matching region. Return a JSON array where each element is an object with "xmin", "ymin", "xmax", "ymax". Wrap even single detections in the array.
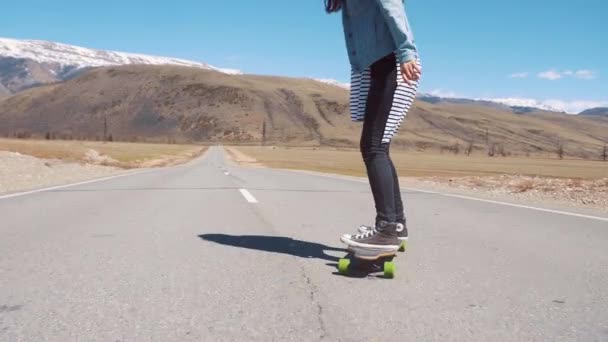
[{"xmin": 347, "ymin": 247, "xmax": 397, "ymax": 260}]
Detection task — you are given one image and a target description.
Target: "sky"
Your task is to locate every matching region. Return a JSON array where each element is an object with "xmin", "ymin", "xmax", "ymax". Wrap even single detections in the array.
[{"xmin": 2, "ymin": 0, "xmax": 607, "ymax": 113}]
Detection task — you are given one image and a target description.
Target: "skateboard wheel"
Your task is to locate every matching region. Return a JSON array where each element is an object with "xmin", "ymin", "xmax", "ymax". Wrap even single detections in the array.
[
  {"xmin": 383, "ymin": 261, "xmax": 395, "ymax": 278},
  {"xmin": 399, "ymin": 241, "xmax": 407, "ymax": 252},
  {"xmin": 338, "ymin": 258, "xmax": 350, "ymax": 275}
]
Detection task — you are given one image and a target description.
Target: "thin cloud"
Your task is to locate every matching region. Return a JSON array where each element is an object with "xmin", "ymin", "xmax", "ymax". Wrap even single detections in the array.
[
  {"xmin": 538, "ymin": 70, "xmax": 562, "ymax": 80},
  {"xmin": 574, "ymin": 70, "xmax": 596, "ymax": 80},
  {"xmin": 509, "ymin": 72, "xmax": 529, "ymax": 79},
  {"xmin": 537, "ymin": 69, "xmax": 598, "ymax": 81}
]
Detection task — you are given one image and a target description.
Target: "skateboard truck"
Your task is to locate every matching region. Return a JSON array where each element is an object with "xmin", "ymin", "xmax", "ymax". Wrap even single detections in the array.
[{"xmin": 337, "ymin": 246, "xmax": 401, "ymax": 278}]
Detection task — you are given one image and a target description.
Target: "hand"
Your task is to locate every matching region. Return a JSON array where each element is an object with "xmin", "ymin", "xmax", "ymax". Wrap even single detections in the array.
[{"xmin": 400, "ymin": 61, "xmax": 421, "ymax": 85}]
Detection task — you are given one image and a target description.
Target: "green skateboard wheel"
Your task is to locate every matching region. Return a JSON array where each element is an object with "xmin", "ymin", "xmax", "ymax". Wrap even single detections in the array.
[
  {"xmin": 338, "ymin": 258, "xmax": 350, "ymax": 275},
  {"xmin": 399, "ymin": 241, "xmax": 407, "ymax": 252},
  {"xmin": 383, "ymin": 261, "xmax": 395, "ymax": 278}
]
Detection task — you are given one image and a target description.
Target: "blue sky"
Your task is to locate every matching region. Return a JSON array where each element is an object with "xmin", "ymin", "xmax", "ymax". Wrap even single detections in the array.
[{"xmin": 2, "ymin": 0, "xmax": 606, "ymax": 112}]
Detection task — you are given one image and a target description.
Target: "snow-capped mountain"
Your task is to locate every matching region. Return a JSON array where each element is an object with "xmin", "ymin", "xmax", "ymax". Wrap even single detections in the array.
[
  {"xmin": 0, "ymin": 37, "xmax": 241, "ymax": 74},
  {"xmin": 417, "ymin": 93, "xmax": 571, "ymax": 114},
  {"xmin": 478, "ymin": 98, "xmax": 564, "ymax": 113},
  {"xmin": 0, "ymin": 37, "xmax": 241, "ymax": 94}
]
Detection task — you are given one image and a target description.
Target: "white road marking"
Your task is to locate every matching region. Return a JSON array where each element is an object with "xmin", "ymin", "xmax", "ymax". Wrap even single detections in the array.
[
  {"xmin": 282, "ymin": 169, "xmax": 608, "ymax": 222},
  {"xmin": 435, "ymin": 192, "xmax": 608, "ymax": 222},
  {"xmin": 239, "ymin": 189, "xmax": 258, "ymax": 203},
  {"xmin": 0, "ymin": 170, "xmax": 155, "ymax": 200},
  {"xmin": 224, "ymin": 171, "xmax": 230, "ymax": 176}
]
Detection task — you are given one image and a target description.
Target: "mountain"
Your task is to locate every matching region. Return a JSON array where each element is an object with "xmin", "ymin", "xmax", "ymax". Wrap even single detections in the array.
[
  {"xmin": 0, "ymin": 37, "xmax": 240, "ymax": 94},
  {"xmin": 417, "ymin": 94, "xmax": 562, "ymax": 115},
  {"xmin": 1, "ymin": 64, "xmax": 607, "ymax": 159},
  {"xmin": 1, "ymin": 37, "xmax": 598, "ymax": 116},
  {"xmin": 579, "ymin": 107, "xmax": 608, "ymax": 117},
  {"xmin": 478, "ymin": 98, "xmax": 564, "ymax": 113},
  {"xmin": 0, "ymin": 65, "xmax": 355, "ymax": 145}
]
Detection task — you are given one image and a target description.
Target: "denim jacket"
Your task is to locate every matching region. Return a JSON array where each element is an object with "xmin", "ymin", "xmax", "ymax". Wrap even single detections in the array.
[{"xmin": 341, "ymin": 0, "xmax": 419, "ymax": 72}]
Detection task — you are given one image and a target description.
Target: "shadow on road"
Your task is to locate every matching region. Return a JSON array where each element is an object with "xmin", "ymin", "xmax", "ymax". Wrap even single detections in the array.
[{"xmin": 198, "ymin": 234, "xmax": 347, "ymax": 262}]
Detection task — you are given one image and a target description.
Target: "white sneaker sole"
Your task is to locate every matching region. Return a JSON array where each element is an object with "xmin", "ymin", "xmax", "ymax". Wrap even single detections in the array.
[{"xmin": 340, "ymin": 235, "xmax": 399, "ymax": 251}]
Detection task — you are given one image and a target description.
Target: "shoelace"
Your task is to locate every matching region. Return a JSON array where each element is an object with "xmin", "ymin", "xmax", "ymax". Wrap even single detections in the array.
[{"xmin": 354, "ymin": 228, "xmax": 377, "ymax": 240}]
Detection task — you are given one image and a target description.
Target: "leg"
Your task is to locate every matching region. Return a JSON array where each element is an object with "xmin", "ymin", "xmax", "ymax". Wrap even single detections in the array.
[
  {"xmin": 355, "ymin": 158, "xmax": 404, "ymax": 231},
  {"xmin": 340, "ymin": 54, "xmax": 418, "ymax": 250},
  {"xmin": 389, "ymin": 158, "xmax": 405, "ymax": 225},
  {"xmin": 360, "ymin": 54, "xmax": 402, "ymax": 225},
  {"xmin": 383, "ymin": 58, "xmax": 420, "ymax": 226}
]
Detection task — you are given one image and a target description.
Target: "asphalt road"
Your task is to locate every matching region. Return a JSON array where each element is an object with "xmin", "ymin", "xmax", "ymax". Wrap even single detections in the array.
[{"xmin": 1, "ymin": 146, "xmax": 607, "ymax": 341}]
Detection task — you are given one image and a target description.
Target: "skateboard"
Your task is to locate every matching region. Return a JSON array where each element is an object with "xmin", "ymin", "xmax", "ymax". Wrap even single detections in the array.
[
  {"xmin": 398, "ymin": 240, "xmax": 407, "ymax": 252},
  {"xmin": 337, "ymin": 246, "xmax": 402, "ymax": 278}
]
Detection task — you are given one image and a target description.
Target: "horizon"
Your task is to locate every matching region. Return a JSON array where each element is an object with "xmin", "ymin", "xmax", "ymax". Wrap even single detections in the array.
[{"xmin": 1, "ymin": 0, "xmax": 606, "ymax": 113}]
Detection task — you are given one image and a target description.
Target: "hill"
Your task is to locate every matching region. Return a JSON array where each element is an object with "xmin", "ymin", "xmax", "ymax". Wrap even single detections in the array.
[{"xmin": 1, "ymin": 65, "xmax": 607, "ymax": 159}]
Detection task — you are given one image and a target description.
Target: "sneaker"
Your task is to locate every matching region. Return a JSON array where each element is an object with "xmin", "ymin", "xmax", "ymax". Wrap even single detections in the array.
[
  {"xmin": 358, "ymin": 223, "xmax": 408, "ymax": 241},
  {"xmin": 340, "ymin": 221, "xmax": 400, "ymax": 251}
]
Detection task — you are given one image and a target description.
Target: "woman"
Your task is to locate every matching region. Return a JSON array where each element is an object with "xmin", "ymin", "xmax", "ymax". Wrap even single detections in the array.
[{"xmin": 327, "ymin": 0, "xmax": 422, "ymax": 251}]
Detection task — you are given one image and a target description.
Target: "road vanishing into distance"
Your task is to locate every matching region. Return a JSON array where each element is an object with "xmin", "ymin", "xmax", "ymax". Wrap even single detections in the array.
[{"xmin": 2, "ymin": 146, "xmax": 607, "ymax": 341}]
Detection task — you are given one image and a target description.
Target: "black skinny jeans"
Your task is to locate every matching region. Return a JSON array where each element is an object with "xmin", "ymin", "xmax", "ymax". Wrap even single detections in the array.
[{"xmin": 359, "ymin": 54, "xmax": 418, "ymax": 226}]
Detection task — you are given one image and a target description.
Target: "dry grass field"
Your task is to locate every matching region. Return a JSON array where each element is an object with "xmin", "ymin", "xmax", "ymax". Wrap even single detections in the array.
[
  {"xmin": 229, "ymin": 146, "xmax": 608, "ymax": 211},
  {"xmin": 0, "ymin": 138, "xmax": 206, "ymax": 168},
  {"xmin": 231, "ymin": 146, "xmax": 608, "ymax": 179}
]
